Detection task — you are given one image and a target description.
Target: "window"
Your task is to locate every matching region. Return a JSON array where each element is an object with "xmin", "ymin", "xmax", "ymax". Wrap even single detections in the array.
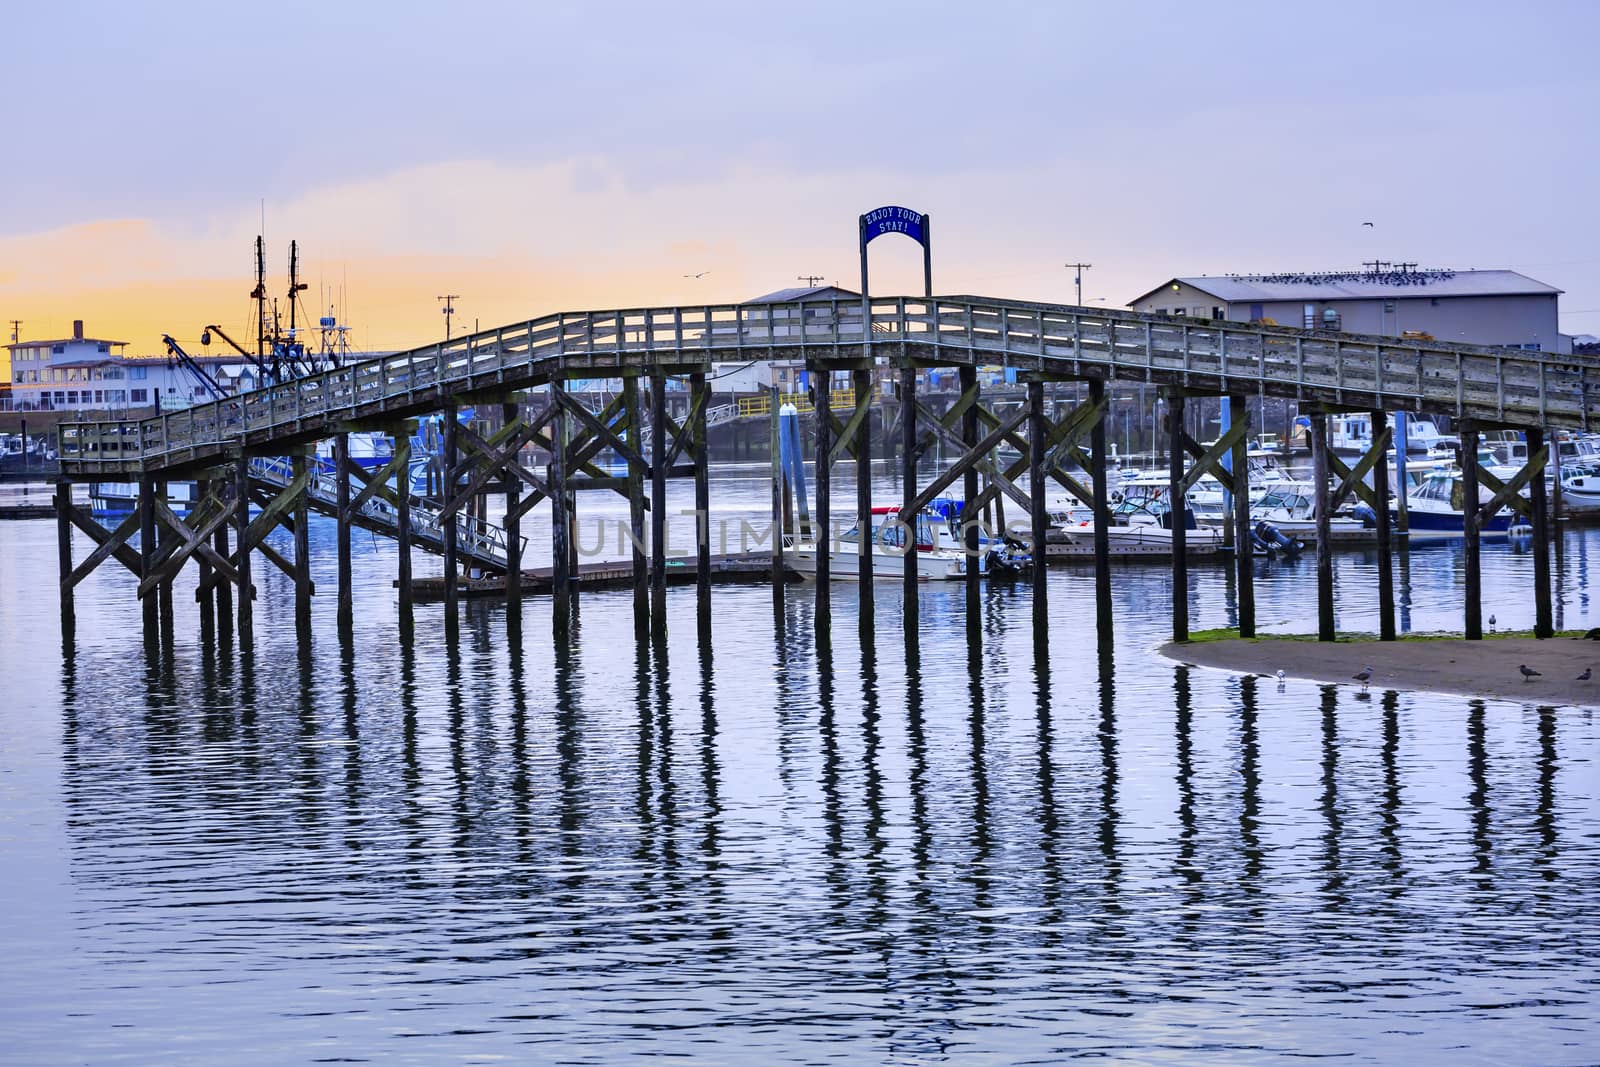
[
  {"xmin": 131, "ymin": 389, "xmax": 148, "ymax": 403},
  {"xmin": 97, "ymin": 343, "xmax": 109, "ymax": 353},
  {"xmin": 66, "ymin": 391, "xmax": 78, "ymax": 405},
  {"xmin": 52, "ymin": 345, "xmax": 64, "ymax": 355},
  {"xmin": 93, "ymin": 390, "xmax": 103, "ymax": 404},
  {"xmin": 1172, "ymin": 307, "xmax": 1187, "ymax": 317},
  {"xmin": 130, "ymin": 366, "xmax": 147, "ymax": 380}
]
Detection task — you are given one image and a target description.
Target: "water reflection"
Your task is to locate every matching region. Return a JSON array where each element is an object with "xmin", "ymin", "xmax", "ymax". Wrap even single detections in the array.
[{"xmin": 22, "ymin": 517, "xmax": 1600, "ymax": 1063}]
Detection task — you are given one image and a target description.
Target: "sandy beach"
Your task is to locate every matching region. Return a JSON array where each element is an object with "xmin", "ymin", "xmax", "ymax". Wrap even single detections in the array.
[{"xmin": 1162, "ymin": 635, "xmax": 1600, "ymax": 707}]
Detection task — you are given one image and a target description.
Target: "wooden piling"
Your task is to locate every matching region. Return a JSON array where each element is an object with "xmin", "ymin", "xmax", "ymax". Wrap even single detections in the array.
[
  {"xmin": 196, "ymin": 478, "xmax": 214, "ymax": 642},
  {"xmin": 1311, "ymin": 411, "xmax": 1334, "ymax": 641},
  {"xmin": 1461, "ymin": 427, "xmax": 1482, "ymax": 640},
  {"xmin": 1370, "ymin": 410, "xmax": 1396, "ymax": 641},
  {"xmin": 625, "ymin": 375, "xmax": 648, "ymax": 622},
  {"xmin": 502, "ymin": 400, "xmax": 523, "ymax": 619},
  {"xmin": 156, "ymin": 481, "xmax": 174, "ymax": 638},
  {"xmin": 1089, "ymin": 378, "xmax": 1113, "ymax": 648},
  {"xmin": 291, "ymin": 455, "xmax": 312, "ymax": 627},
  {"xmin": 692, "ymin": 372, "xmax": 711, "ymax": 607},
  {"xmin": 1529, "ymin": 425, "xmax": 1552, "ymax": 639},
  {"xmin": 1167, "ymin": 392, "xmax": 1188, "ymax": 642},
  {"xmin": 960, "ymin": 365, "xmax": 980, "ymax": 608},
  {"xmin": 814, "ymin": 368, "xmax": 832, "ymax": 613},
  {"xmin": 233, "ymin": 459, "xmax": 253, "ymax": 642},
  {"xmin": 650, "ymin": 372, "xmax": 667, "ymax": 626},
  {"xmin": 900, "ymin": 363, "xmax": 918, "ymax": 611},
  {"xmin": 213, "ymin": 508, "xmax": 232, "ymax": 644},
  {"xmin": 855, "ymin": 366, "xmax": 876, "ymax": 611},
  {"xmin": 1027, "ymin": 379, "xmax": 1049, "ymax": 615},
  {"xmin": 393, "ymin": 433, "xmax": 413, "ymax": 624},
  {"xmin": 442, "ymin": 406, "xmax": 460, "ymax": 613},
  {"xmin": 1229, "ymin": 395, "xmax": 1255, "ymax": 638},
  {"xmin": 552, "ymin": 381, "xmax": 572, "ymax": 624},
  {"xmin": 769, "ymin": 383, "xmax": 784, "ymax": 613},
  {"xmin": 139, "ymin": 478, "xmax": 158, "ymax": 636},
  {"xmin": 335, "ymin": 435, "xmax": 353, "ymax": 628},
  {"xmin": 55, "ymin": 480, "xmax": 74, "ymax": 628}
]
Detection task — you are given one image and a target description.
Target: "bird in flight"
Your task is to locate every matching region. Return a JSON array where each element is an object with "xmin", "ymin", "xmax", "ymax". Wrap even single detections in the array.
[
  {"xmin": 1520, "ymin": 664, "xmax": 1541, "ymax": 682},
  {"xmin": 683, "ymin": 271, "xmax": 710, "ymax": 279},
  {"xmin": 1353, "ymin": 666, "xmax": 1374, "ymax": 691},
  {"xmin": 1578, "ymin": 667, "xmax": 1592, "ymax": 681},
  {"xmin": 1362, "ymin": 221, "xmax": 1375, "ymax": 228}
]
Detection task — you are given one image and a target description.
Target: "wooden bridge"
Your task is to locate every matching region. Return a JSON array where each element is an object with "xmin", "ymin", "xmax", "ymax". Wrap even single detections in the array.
[{"xmin": 52, "ymin": 295, "xmax": 1592, "ymax": 648}]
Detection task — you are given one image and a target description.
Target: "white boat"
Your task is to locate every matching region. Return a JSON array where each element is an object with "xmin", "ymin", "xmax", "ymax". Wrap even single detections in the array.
[
  {"xmin": 1403, "ymin": 468, "xmax": 1523, "ymax": 541},
  {"xmin": 785, "ymin": 506, "xmax": 1018, "ymax": 581}
]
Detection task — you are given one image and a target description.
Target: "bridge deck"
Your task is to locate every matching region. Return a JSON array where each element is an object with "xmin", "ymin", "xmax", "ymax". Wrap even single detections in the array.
[{"xmin": 58, "ymin": 297, "xmax": 1595, "ymax": 476}]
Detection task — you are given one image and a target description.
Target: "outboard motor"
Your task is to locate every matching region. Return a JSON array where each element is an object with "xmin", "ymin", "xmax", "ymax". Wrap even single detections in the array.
[{"xmin": 1253, "ymin": 519, "xmax": 1302, "ymax": 556}]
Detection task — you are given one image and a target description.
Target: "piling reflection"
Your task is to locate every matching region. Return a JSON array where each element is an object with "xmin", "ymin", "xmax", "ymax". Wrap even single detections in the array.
[
  {"xmin": 1173, "ymin": 665, "xmax": 1201, "ymax": 924},
  {"xmin": 1467, "ymin": 698, "xmax": 1492, "ymax": 887},
  {"xmin": 1236, "ymin": 674, "xmax": 1263, "ymax": 900},
  {"xmin": 1379, "ymin": 690, "xmax": 1404, "ymax": 898},
  {"xmin": 1318, "ymin": 685, "xmax": 1346, "ymax": 908}
]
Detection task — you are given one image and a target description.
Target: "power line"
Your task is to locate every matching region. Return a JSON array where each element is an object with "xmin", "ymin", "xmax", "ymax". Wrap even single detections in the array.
[
  {"xmin": 1064, "ymin": 262, "xmax": 1093, "ymax": 306},
  {"xmin": 797, "ymin": 274, "xmax": 826, "ymax": 287}
]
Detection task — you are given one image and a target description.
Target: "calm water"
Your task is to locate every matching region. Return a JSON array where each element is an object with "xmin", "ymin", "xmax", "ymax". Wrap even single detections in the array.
[{"xmin": 2, "ymin": 464, "xmax": 1599, "ymax": 1064}]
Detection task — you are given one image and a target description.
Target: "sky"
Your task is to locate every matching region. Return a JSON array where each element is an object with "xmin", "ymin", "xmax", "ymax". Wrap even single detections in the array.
[{"xmin": 4, "ymin": 0, "xmax": 1599, "ymax": 354}]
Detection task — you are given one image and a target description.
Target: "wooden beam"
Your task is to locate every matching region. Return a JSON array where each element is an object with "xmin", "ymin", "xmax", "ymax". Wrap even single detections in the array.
[
  {"xmin": 1475, "ymin": 445, "xmax": 1545, "ymax": 527},
  {"xmin": 64, "ymin": 506, "xmax": 143, "ymax": 586},
  {"xmin": 1327, "ymin": 425, "xmax": 1392, "ymax": 512},
  {"xmin": 140, "ymin": 496, "xmax": 240, "ymax": 596}
]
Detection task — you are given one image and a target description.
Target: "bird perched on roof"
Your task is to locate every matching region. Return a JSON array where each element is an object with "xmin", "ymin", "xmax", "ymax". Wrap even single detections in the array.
[
  {"xmin": 1353, "ymin": 666, "xmax": 1374, "ymax": 691},
  {"xmin": 1520, "ymin": 664, "xmax": 1541, "ymax": 682},
  {"xmin": 1578, "ymin": 667, "xmax": 1592, "ymax": 682}
]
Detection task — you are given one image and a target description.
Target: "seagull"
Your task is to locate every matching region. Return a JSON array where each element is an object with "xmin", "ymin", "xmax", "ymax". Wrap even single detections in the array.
[
  {"xmin": 1578, "ymin": 667, "xmax": 1592, "ymax": 681},
  {"xmin": 1361, "ymin": 221, "xmax": 1375, "ymax": 228},
  {"xmin": 1489, "ymin": 614, "xmax": 1497, "ymax": 634},
  {"xmin": 1353, "ymin": 665, "xmax": 1374, "ymax": 692},
  {"xmin": 1520, "ymin": 664, "xmax": 1541, "ymax": 682},
  {"xmin": 683, "ymin": 271, "xmax": 710, "ymax": 279},
  {"xmin": 1275, "ymin": 669, "xmax": 1286, "ymax": 683}
]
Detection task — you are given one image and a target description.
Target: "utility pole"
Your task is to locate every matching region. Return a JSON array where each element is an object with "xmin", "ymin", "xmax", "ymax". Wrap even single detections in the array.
[
  {"xmin": 1065, "ymin": 262, "xmax": 1093, "ymax": 307},
  {"xmin": 797, "ymin": 275, "xmax": 826, "ymax": 287},
  {"xmin": 8, "ymin": 320, "xmax": 20, "ymax": 343},
  {"xmin": 437, "ymin": 294, "xmax": 460, "ymax": 341}
]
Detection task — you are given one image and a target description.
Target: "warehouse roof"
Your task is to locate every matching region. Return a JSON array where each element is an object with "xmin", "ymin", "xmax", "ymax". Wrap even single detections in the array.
[{"xmin": 1130, "ymin": 269, "xmax": 1561, "ymax": 306}]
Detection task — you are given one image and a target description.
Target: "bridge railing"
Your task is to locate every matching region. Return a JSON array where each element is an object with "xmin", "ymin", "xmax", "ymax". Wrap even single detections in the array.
[{"xmin": 57, "ymin": 296, "xmax": 1593, "ymax": 469}]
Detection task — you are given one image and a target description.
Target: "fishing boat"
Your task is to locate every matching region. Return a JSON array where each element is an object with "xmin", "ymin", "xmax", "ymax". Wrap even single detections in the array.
[{"xmin": 1403, "ymin": 467, "xmax": 1522, "ymax": 540}]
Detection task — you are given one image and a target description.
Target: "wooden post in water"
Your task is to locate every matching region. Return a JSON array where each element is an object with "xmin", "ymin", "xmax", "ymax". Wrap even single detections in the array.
[
  {"xmin": 1529, "ymin": 425, "xmax": 1553, "ymax": 639},
  {"xmin": 650, "ymin": 372, "xmax": 667, "ymax": 628},
  {"xmin": 233, "ymin": 458, "xmax": 253, "ymax": 642},
  {"xmin": 55, "ymin": 480, "xmax": 74, "ymax": 630},
  {"xmin": 1230, "ymin": 395, "xmax": 1255, "ymax": 638},
  {"xmin": 1311, "ymin": 411, "xmax": 1335, "ymax": 641},
  {"xmin": 291, "ymin": 455, "xmax": 312, "ymax": 628},
  {"xmin": 552, "ymin": 381, "xmax": 572, "ymax": 626},
  {"xmin": 139, "ymin": 477, "xmax": 158, "ymax": 636},
  {"xmin": 814, "ymin": 367, "xmax": 832, "ymax": 615},
  {"xmin": 769, "ymin": 384, "xmax": 784, "ymax": 611},
  {"xmin": 334, "ymin": 434, "xmax": 353, "ymax": 630},
  {"xmin": 1166, "ymin": 392, "xmax": 1188, "ymax": 642},
  {"xmin": 900, "ymin": 363, "xmax": 918, "ymax": 612},
  {"xmin": 196, "ymin": 478, "xmax": 214, "ymax": 642},
  {"xmin": 1089, "ymin": 378, "xmax": 1113, "ymax": 648},
  {"xmin": 856, "ymin": 366, "xmax": 876, "ymax": 612},
  {"xmin": 156, "ymin": 480, "xmax": 174, "ymax": 638},
  {"xmin": 1461, "ymin": 427, "xmax": 1483, "ymax": 640},
  {"xmin": 625, "ymin": 375, "xmax": 648, "ymax": 624},
  {"xmin": 1028, "ymin": 379, "xmax": 1049, "ymax": 616},
  {"xmin": 502, "ymin": 400, "xmax": 523, "ymax": 622},
  {"xmin": 960, "ymin": 365, "xmax": 980, "ymax": 609},
  {"xmin": 213, "ymin": 500, "xmax": 232, "ymax": 644},
  {"xmin": 393, "ymin": 433, "xmax": 413, "ymax": 625},
  {"xmin": 1370, "ymin": 410, "xmax": 1396, "ymax": 641},
  {"xmin": 442, "ymin": 405, "xmax": 460, "ymax": 614},
  {"xmin": 691, "ymin": 371, "xmax": 711, "ymax": 607}
]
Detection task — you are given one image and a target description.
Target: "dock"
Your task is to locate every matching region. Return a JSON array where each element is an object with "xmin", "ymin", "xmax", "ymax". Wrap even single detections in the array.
[{"xmin": 406, "ymin": 552, "xmax": 799, "ymax": 601}]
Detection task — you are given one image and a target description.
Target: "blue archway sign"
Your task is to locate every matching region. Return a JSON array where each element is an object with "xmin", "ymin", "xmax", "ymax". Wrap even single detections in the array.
[
  {"xmin": 862, "ymin": 205, "xmax": 928, "ymax": 247},
  {"xmin": 858, "ymin": 204, "xmax": 933, "ymax": 350}
]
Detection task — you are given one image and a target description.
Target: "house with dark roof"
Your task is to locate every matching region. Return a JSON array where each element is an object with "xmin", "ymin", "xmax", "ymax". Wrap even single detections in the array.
[{"xmin": 1127, "ymin": 268, "xmax": 1570, "ymax": 353}]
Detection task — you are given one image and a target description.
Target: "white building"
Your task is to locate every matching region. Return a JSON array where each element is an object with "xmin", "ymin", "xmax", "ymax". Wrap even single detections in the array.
[
  {"xmin": 1128, "ymin": 268, "xmax": 1571, "ymax": 354},
  {"xmin": 5, "ymin": 320, "xmax": 256, "ymax": 413}
]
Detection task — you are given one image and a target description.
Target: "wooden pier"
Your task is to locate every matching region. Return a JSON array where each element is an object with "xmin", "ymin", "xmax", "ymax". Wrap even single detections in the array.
[{"xmin": 49, "ymin": 294, "xmax": 1591, "ymax": 647}]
